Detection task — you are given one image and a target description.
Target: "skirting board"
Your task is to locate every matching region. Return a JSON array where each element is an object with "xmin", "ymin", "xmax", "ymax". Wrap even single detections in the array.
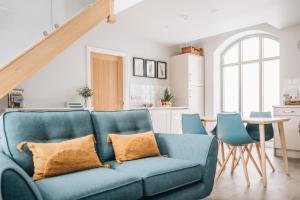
[{"xmin": 275, "ymin": 148, "xmax": 300, "ymax": 159}]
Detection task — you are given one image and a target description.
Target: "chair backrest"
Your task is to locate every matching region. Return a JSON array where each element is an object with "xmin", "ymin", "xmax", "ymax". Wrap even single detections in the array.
[
  {"xmin": 182, "ymin": 114, "xmax": 207, "ymax": 135},
  {"xmin": 91, "ymin": 109, "xmax": 153, "ymax": 162},
  {"xmin": 0, "ymin": 110, "xmax": 94, "ymax": 176},
  {"xmin": 217, "ymin": 113, "xmax": 254, "ymax": 146},
  {"xmin": 246, "ymin": 112, "xmax": 274, "ymax": 141}
]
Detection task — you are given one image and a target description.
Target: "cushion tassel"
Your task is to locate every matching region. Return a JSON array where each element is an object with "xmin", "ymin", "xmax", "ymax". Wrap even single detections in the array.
[{"xmin": 17, "ymin": 141, "xmax": 28, "ymax": 152}]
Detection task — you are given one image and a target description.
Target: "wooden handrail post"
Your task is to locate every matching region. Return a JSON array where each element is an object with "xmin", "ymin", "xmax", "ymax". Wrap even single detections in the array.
[{"xmin": 107, "ymin": 0, "xmax": 116, "ymax": 24}]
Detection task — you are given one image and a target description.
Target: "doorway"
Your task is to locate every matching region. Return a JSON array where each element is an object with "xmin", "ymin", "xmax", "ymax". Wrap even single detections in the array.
[{"xmin": 90, "ymin": 52, "xmax": 123, "ymax": 111}]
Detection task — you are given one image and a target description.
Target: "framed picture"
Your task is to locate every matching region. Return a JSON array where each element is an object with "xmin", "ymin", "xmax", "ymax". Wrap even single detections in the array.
[
  {"xmin": 133, "ymin": 57, "xmax": 145, "ymax": 77},
  {"xmin": 157, "ymin": 61, "xmax": 167, "ymax": 79},
  {"xmin": 145, "ymin": 59, "xmax": 156, "ymax": 78}
]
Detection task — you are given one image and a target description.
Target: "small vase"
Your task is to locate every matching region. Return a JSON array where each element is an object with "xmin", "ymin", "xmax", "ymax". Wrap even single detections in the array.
[
  {"xmin": 84, "ymin": 98, "xmax": 88, "ymax": 108},
  {"xmin": 161, "ymin": 101, "xmax": 172, "ymax": 107}
]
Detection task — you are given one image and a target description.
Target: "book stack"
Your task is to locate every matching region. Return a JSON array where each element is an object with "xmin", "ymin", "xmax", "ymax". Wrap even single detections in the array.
[{"xmin": 64, "ymin": 102, "xmax": 83, "ymax": 108}]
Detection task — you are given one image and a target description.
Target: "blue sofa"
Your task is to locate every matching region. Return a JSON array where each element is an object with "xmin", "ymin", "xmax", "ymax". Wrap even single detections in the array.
[{"xmin": 0, "ymin": 109, "xmax": 217, "ymax": 200}]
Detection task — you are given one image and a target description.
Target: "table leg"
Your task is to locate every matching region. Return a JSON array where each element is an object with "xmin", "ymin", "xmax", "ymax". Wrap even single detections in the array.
[
  {"xmin": 259, "ymin": 124, "xmax": 267, "ymax": 187},
  {"xmin": 278, "ymin": 122, "xmax": 289, "ymax": 175}
]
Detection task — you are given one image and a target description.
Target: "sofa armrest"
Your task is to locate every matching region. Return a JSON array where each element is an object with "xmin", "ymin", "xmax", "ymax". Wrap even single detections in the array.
[
  {"xmin": 155, "ymin": 133, "xmax": 218, "ymax": 196},
  {"xmin": 0, "ymin": 153, "xmax": 42, "ymax": 200}
]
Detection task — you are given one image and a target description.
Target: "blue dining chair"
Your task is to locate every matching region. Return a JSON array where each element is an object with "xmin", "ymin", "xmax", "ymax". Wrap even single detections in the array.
[
  {"xmin": 246, "ymin": 111, "xmax": 275, "ymax": 171},
  {"xmin": 216, "ymin": 113, "xmax": 262, "ymax": 186},
  {"xmin": 182, "ymin": 114, "xmax": 207, "ymax": 135},
  {"xmin": 182, "ymin": 114, "xmax": 222, "ymax": 167},
  {"xmin": 246, "ymin": 112, "xmax": 274, "ymax": 141}
]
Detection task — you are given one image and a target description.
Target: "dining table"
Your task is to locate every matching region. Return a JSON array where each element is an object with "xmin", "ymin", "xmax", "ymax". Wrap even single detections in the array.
[{"xmin": 201, "ymin": 116, "xmax": 290, "ymax": 187}]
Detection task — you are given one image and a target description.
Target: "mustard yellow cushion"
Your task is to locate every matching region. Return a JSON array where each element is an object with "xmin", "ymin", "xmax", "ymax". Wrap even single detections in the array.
[
  {"xmin": 107, "ymin": 131, "xmax": 161, "ymax": 163},
  {"xmin": 17, "ymin": 134, "xmax": 106, "ymax": 181}
]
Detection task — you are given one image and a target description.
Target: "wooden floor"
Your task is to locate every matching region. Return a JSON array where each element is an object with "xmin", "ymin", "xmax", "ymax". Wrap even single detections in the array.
[{"xmin": 204, "ymin": 148, "xmax": 300, "ymax": 200}]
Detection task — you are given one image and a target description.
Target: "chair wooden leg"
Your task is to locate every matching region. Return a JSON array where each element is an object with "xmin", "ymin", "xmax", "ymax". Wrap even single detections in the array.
[
  {"xmin": 258, "ymin": 143, "xmax": 275, "ymax": 172},
  {"xmin": 239, "ymin": 146, "xmax": 250, "ymax": 187},
  {"xmin": 217, "ymin": 159, "xmax": 222, "ymax": 167},
  {"xmin": 245, "ymin": 144, "xmax": 253, "ymax": 165},
  {"xmin": 233, "ymin": 146, "xmax": 247, "ymax": 170},
  {"xmin": 231, "ymin": 147, "xmax": 237, "ymax": 174},
  {"xmin": 266, "ymin": 153, "xmax": 275, "ymax": 172},
  {"xmin": 221, "ymin": 141, "xmax": 225, "ymax": 162},
  {"xmin": 244, "ymin": 145, "xmax": 262, "ymax": 177},
  {"xmin": 216, "ymin": 147, "xmax": 235, "ymax": 179},
  {"xmin": 255, "ymin": 143, "xmax": 263, "ymax": 167}
]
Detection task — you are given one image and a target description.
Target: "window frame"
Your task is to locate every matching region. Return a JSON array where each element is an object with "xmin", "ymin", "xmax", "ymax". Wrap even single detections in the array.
[{"xmin": 220, "ymin": 34, "xmax": 280, "ymax": 115}]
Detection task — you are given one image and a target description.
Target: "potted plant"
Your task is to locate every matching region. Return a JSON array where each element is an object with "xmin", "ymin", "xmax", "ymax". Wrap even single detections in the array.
[
  {"xmin": 161, "ymin": 88, "xmax": 174, "ymax": 107},
  {"xmin": 78, "ymin": 86, "xmax": 93, "ymax": 107}
]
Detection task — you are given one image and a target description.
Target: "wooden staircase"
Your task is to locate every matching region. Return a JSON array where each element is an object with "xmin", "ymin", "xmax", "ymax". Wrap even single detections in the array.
[{"xmin": 0, "ymin": 0, "xmax": 116, "ymax": 99}]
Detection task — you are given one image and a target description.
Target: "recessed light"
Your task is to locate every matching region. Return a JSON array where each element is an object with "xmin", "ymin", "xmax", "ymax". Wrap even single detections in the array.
[{"xmin": 210, "ymin": 8, "xmax": 219, "ymax": 13}]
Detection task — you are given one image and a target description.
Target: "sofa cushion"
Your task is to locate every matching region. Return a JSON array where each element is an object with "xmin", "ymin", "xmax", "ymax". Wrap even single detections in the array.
[
  {"xmin": 0, "ymin": 111, "xmax": 94, "ymax": 176},
  {"xmin": 108, "ymin": 157, "xmax": 203, "ymax": 196},
  {"xmin": 107, "ymin": 131, "xmax": 161, "ymax": 163},
  {"xmin": 18, "ymin": 134, "xmax": 103, "ymax": 180},
  {"xmin": 35, "ymin": 168, "xmax": 142, "ymax": 200},
  {"xmin": 91, "ymin": 110, "xmax": 153, "ymax": 162}
]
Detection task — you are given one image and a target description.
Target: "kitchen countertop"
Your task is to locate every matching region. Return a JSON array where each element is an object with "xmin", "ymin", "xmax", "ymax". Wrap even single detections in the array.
[
  {"xmin": 130, "ymin": 106, "xmax": 189, "ymax": 110},
  {"xmin": 273, "ymin": 105, "xmax": 300, "ymax": 108}
]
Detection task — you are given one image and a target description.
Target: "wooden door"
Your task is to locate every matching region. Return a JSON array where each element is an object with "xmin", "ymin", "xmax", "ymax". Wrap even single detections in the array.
[{"xmin": 91, "ymin": 53, "xmax": 123, "ymax": 111}]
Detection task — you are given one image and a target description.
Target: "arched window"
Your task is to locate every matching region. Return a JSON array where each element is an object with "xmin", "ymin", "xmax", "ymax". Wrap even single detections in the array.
[{"xmin": 221, "ymin": 34, "xmax": 280, "ymax": 116}]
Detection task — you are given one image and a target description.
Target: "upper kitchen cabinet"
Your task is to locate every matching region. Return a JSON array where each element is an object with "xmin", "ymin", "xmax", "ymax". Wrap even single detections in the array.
[{"xmin": 170, "ymin": 53, "xmax": 205, "ymax": 115}]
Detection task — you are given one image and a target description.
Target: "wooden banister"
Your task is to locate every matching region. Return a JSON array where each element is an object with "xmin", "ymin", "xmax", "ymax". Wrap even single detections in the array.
[{"xmin": 0, "ymin": 0, "xmax": 115, "ymax": 99}]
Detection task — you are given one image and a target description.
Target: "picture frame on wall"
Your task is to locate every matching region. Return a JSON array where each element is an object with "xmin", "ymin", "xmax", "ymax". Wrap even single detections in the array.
[
  {"xmin": 157, "ymin": 61, "xmax": 167, "ymax": 79},
  {"xmin": 133, "ymin": 57, "xmax": 145, "ymax": 77},
  {"xmin": 145, "ymin": 59, "xmax": 156, "ymax": 78}
]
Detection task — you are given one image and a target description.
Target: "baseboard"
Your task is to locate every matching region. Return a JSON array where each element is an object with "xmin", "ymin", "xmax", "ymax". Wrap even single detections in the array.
[{"xmin": 275, "ymin": 148, "xmax": 300, "ymax": 159}]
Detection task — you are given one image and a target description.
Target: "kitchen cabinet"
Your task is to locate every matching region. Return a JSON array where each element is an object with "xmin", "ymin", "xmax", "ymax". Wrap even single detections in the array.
[
  {"xmin": 170, "ymin": 54, "xmax": 204, "ymax": 115},
  {"xmin": 148, "ymin": 108, "xmax": 190, "ymax": 134},
  {"xmin": 274, "ymin": 106, "xmax": 300, "ymax": 158}
]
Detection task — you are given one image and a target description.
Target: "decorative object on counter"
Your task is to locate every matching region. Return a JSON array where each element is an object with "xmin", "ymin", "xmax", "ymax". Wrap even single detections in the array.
[
  {"xmin": 145, "ymin": 59, "xmax": 156, "ymax": 78},
  {"xmin": 8, "ymin": 88, "xmax": 24, "ymax": 108},
  {"xmin": 157, "ymin": 61, "xmax": 167, "ymax": 79},
  {"xmin": 133, "ymin": 57, "xmax": 145, "ymax": 77},
  {"xmin": 161, "ymin": 88, "xmax": 174, "ymax": 107},
  {"xmin": 64, "ymin": 102, "xmax": 83, "ymax": 108},
  {"xmin": 142, "ymin": 103, "xmax": 153, "ymax": 108},
  {"xmin": 78, "ymin": 86, "xmax": 93, "ymax": 107},
  {"xmin": 181, "ymin": 46, "xmax": 203, "ymax": 56},
  {"xmin": 284, "ymin": 98, "xmax": 300, "ymax": 105}
]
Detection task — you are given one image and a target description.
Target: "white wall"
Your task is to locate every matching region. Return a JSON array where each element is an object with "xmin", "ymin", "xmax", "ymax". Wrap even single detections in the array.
[
  {"xmin": 280, "ymin": 24, "xmax": 300, "ymax": 93},
  {"xmin": 173, "ymin": 23, "xmax": 300, "ymax": 116},
  {"xmin": 17, "ymin": 21, "xmax": 172, "ymax": 108}
]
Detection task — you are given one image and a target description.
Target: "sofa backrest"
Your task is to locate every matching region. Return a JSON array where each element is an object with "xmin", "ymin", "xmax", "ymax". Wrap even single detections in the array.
[
  {"xmin": 91, "ymin": 109, "xmax": 153, "ymax": 162},
  {"xmin": 0, "ymin": 110, "xmax": 94, "ymax": 176}
]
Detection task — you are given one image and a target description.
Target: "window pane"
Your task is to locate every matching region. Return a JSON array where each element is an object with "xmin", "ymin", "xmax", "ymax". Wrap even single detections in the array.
[
  {"xmin": 242, "ymin": 63, "xmax": 260, "ymax": 116},
  {"xmin": 223, "ymin": 66, "xmax": 239, "ymax": 112},
  {"xmin": 263, "ymin": 38, "xmax": 279, "ymax": 58},
  {"xmin": 242, "ymin": 37, "xmax": 259, "ymax": 61},
  {"xmin": 263, "ymin": 59, "xmax": 280, "ymax": 112},
  {"xmin": 223, "ymin": 43, "xmax": 239, "ymax": 65}
]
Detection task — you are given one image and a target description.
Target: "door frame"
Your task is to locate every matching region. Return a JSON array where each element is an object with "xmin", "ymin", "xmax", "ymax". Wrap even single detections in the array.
[{"xmin": 86, "ymin": 46, "xmax": 130, "ymax": 109}]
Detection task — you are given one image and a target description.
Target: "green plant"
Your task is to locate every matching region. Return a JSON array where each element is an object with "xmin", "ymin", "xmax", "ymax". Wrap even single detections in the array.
[
  {"xmin": 161, "ymin": 88, "xmax": 174, "ymax": 102},
  {"xmin": 78, "ymin": 86, "xmax": 93, "ymax": 98}
]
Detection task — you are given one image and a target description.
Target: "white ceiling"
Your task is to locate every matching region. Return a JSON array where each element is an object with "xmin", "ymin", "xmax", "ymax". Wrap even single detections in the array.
[{"xmin": 114, "ymin": 0, "xmax": 300, "ymax": 45}]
